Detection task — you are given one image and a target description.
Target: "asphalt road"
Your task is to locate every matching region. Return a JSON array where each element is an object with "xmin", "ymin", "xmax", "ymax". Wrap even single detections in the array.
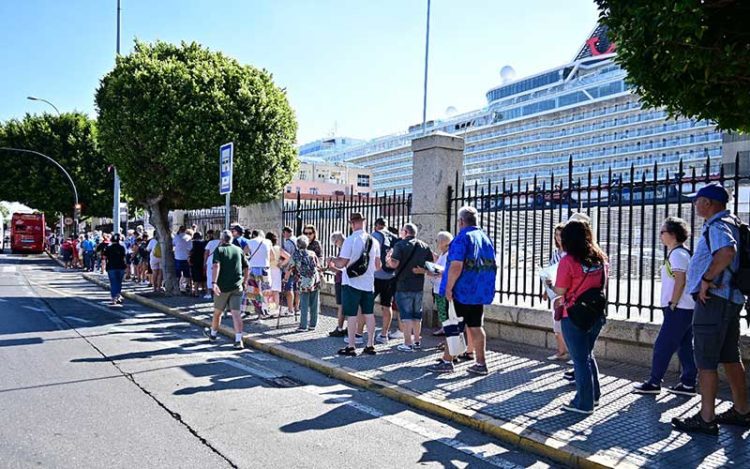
[{"xmin": 0, "ymin": 253, "xmax": 553, "ymax": 469}]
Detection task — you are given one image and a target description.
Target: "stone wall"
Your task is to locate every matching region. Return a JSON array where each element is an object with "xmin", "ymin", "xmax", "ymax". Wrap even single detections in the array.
[{"xmin": 236, "ymin": 198, "xmax": 284, "ymax": 234}]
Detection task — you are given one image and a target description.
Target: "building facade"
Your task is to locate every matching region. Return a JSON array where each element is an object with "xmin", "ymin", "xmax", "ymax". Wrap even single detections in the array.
[
  {"xmin": 301, "ymin": 25, "xmax": 723, "ymax": 194},
  {"xmin": 285, "ymin": 156, "xmax": 373, "ymax": 197}
]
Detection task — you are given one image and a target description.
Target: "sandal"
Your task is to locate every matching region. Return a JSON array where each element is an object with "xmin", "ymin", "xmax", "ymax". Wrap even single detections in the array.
[{"xmin": 457, "ymin": 352, "xmax": 474, "ymax": 362}]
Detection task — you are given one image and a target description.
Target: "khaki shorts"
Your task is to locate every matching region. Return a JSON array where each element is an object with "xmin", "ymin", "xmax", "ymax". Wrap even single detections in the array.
[{"xmin": 214, "ymin": 288, "xmax": 243, "ymax": 312}]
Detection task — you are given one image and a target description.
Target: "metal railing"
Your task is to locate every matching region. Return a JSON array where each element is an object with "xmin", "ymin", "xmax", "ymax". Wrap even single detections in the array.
[
  {"xmin": 185, "ymin": 207, "xmax": 239, "ymax": 234},
  {"xmin": 282, "ymin": 191, "xmax": 412, "ymax": 262},
  {"xmin": 448, "ymin": 154, "xmax": 750, "ymax": 326}
]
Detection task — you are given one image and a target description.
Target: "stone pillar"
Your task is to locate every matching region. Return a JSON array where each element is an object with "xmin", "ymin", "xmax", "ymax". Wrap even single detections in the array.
[
  {"xmin": 410, "ymin": 131, "xmax": 465, "ymax": 326},
  {"xmin": 237, "ymin": 198, "xmax": 284, "ymax": 234}
]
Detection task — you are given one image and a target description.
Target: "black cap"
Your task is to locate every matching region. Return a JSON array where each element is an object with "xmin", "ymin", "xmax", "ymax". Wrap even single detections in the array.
[
  {"xmin": 231, "ymin": 224, "xmax": 244, "ymax": 234},
  {"xmin": 375, "ymin": 217, "xmax": 387, "ymax": 227}
]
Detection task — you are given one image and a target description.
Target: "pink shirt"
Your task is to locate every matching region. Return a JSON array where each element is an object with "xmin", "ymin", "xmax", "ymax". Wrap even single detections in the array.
[{"xmin": 555, "ymin": 255, "xmax": 607, "ymax": 318}]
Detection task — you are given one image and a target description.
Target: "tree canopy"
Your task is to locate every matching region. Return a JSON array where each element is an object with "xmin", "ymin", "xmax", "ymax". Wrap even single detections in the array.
[
  {"xmin": 0, "ymin": 112, "xmax": 113, "ymax": 220},
  {"xmin": 596, "ymin": 0, "xmax": 750, "ymax": 132},
  {"xmin": 95, "ymin": 40, "xmax": 298, "ymax": 293}
]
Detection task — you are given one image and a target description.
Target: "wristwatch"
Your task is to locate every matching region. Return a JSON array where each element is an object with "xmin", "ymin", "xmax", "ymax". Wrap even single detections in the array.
[{"xmin": 668, "ymin": 302, "xmax": 676, "ymax": 311}]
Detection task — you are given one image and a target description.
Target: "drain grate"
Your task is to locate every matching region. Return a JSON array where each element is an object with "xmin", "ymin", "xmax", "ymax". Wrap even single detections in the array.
[{"xmin": 268, "ymin": 376, "xmax": 304, "ymax": 388}]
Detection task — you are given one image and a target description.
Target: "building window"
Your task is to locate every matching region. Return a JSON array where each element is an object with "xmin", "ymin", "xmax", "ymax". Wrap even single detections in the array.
[
  {"xmin": 285, "ymin": 186, "xmax": 291, "ymax": 193},
  {"xmin": 357, "ymin": 174, "xmax": 370, "ymax": 187},
  {"xmin": 309, "ymin": 187, "xmax": 319, "ymax": 195}
]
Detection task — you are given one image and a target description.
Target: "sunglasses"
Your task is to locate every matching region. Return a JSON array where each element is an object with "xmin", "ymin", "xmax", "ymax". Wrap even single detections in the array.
[{"xmin": 303, "ymin": 231, "xmax": 313, "ymax": 235}]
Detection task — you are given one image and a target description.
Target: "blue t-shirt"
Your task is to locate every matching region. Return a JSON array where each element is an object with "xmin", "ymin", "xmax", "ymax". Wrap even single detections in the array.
[
  {"xmin": 686, "ymin": 210, "xmax": 745, "ymax": 305},
  {"xmin": 439, "ymin": 226, "xmax": 497, "ymax": 305},
  {"xmin": 233, "ymin": 236, "xmax": 250, "ymax": 251},
  {"xmin": 81, "ymin": 239, "xmax": 96, "ymax": 252}
]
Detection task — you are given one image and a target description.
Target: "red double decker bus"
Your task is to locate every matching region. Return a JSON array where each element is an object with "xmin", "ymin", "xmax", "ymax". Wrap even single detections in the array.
[{"xmin": 10, "ymin": 213, "xmax": 46, "ymax": 254}]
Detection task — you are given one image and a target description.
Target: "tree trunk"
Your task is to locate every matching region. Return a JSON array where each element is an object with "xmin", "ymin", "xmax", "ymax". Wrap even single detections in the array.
[{"xmin": 148, "ymin": 199, "xmax": 179, "ymax": 295}]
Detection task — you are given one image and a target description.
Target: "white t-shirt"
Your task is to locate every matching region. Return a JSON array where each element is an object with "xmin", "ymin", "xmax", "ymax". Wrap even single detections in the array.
[
  {"xmin": 340, "ymin": 229, "xmax": 380, "ymax": 292},
  {"xmin": 247, "ymin": 237, "xmax": 271, "ymax": 268},
  {"xmin": 660, "ymin": 247, "xmax": 695, "ymax": 309},
  {"xmin": 173, "ymin": 233, "xmax": 192, "ymax": 261},
  {"xmin": 432, "ymin": 251, "xmax": 448, "ymax": 294},
  {"xmin": 204, "ymin": 239, "xmax": 221, "ymax": 265}
]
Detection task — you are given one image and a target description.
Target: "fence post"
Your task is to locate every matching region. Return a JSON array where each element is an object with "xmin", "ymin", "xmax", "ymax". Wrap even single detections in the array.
[
  {"xmin": 295, "ymin": 190, "xmax": 303, "ymax": 236},
  {"xmin": 410, "ymin": 131, "xmax": 465, "ymax": 327}
]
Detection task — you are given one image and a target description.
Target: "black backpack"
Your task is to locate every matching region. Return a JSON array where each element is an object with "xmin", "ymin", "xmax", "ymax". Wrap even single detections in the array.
[
  {"xmin": 373, "ymin": 230, "xmax": 397, "ymax": 274},
  {"xmin": 704, "ymin": 215, "xmax": 750, "ymax": 295},
  {"xmin": 346, "ymin": 235, "xmax": 373, "ymax": 278}
]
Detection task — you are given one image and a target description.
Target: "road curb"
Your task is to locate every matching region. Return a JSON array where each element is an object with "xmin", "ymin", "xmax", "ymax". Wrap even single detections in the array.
[{"xmin": 73, "ymin": 269, "xmax": 625, "ymax": 469}]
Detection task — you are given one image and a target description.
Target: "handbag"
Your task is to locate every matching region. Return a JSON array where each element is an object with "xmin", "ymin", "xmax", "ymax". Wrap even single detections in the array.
[
  {"xmin": 346, "ymin": 235, "xmax": 372, "ymax": 278},
  {"xmin": 565, "ymin": 267, "xmax": 607, "ymax": 332},
  {"xmin": 443, "ymin": 302, "xmax": 467, "ymax": 357}
]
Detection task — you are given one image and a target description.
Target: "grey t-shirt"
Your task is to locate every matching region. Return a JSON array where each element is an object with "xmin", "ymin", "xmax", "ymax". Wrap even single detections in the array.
[{"xmin": 391, "ymin": 237, "xmax": 433, "ymax": 292}]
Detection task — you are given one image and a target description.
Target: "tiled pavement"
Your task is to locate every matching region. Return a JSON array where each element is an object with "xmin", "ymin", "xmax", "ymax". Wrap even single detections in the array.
[{"xmin": 99, "ymin": 275, "xmax": 749, "ymax": 468}]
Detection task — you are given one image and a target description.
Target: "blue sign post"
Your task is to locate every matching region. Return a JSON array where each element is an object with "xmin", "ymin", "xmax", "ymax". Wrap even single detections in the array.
[{"xmin": 219, "ymin": 142, "xmax": 233, "ymax": 229}]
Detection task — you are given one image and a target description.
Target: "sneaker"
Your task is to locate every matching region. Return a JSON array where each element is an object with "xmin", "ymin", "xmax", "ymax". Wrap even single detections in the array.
[
  {"xmin": 202, "ymin": 293, "xmax": 212, "ymax": 300},
  {"xmin": 202, "ymin": 328, "xmax": 217, "ymax": 343},
  {"xmin": 397, "ymin": 344, "xmax": 414, "ymax": 352},
  {"xmin": 666, "ymin": 383, "xmax": 697, "ymax": 397},
  {"xmin": 427, "ymin": 360, "xmax": 455, "ymax": 373},
  {"xmin": 296, "ymin": 327, "xmax": 308, "ymax": 332},
  {"xmin": 361, "ymin": 346, "xmax": 377, "ymax": 356},
  {"xmin": 632, "ymin": 382, "xmax": 662, "ymax": 394},
  {"xmin": 328, "ymin": 327, "xmax": 346, "ymax": 337},
  {"xmin": 547, "ymin": 353, "xmax": 568, "ymax": 361},
  {"xmin": 412, "ymin": 341, "xmax": 422, "ymax": 350},
  {"xmin": 566, "ymin": 359, "xmax": 574, "ymax": 365},
  {"xmin": 375, "ymin": 334, "xmax": 389, "ymax": 345},
  {"xmin": 343, "ymin": 334, "xmax": 364, "ymax": 345},
  {"xmin": 563, "ymin": 370, "xmax": 575, "ymax": 382},
  {"xmin": 715, "ymin": 407, "xmax": 750, "ymax": 427},
  {"xmin": 337, "ymin": 346, "xmax": 357, "ymax": 357},
  {"xmin": 233, "ymin": 341, "xmax": 244, "ymax": 350},
  {"xmin": 671, "ymin": 413, "xmax": 719, "ymax": 436},
  {"xmin": 389, "ymin": 330, "xmax": 404, "ymax": 339},
  {"xmin": 562, "ymin": 403, "xmax": 593, "ymax": 415},
  {"xmin": 467, "ymin": 364, "xmax": 489, "ymax": 376}
]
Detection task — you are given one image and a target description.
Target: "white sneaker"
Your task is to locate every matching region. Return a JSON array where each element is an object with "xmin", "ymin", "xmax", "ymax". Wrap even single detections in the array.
[
  {"xmin": 375, "ymin": 334, "xmax": 389, "ymax": 344},
  {"xmin": 343, "ymin": 334, "xmax": 364, "ymax": 345},
  {"xmin": 202, "ymin": 293, "xmax": 212, "ymax": 300},
  {"xmin": 389, "ymin": 330, "xmax": 404, "ymax": 339},
  {"xmin": 397, "ymin": 344, "xmax": 414, "ymax": 352}
]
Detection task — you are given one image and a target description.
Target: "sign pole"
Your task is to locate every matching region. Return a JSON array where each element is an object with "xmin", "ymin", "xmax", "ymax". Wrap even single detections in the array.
[
  {"xmin": 219, "ymin": 142, "xmax": 234, "ymax": 231},
  {"xmin": 225, "ymin": 193, "xmax": 230, "ymax": 230}
]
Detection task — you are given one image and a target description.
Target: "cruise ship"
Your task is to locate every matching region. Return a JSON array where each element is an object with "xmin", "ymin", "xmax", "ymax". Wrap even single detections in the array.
[{"xmin": 300, "ymin": 24, "xmax": 723, "ymax": 193}]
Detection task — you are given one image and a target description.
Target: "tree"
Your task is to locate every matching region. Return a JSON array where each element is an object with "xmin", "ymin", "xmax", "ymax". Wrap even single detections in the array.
[
  {"xmin": 0, "ymin": 113, "xmax": 113, "ymax": 222},
  {"xmin": 595, "ymin": 0, "xmax": 750, "ymax": 132},
  {"xmin": 95, "ymin": 40, "xmax": 298, "ymax": 294}
]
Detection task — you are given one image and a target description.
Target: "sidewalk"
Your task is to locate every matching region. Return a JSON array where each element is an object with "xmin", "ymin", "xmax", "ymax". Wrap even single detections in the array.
[{"xmin": 81, "ymin": 272, "xmax": 748, "ymax": 468}]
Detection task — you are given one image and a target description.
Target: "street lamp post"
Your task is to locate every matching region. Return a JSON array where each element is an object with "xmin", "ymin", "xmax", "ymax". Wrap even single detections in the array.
[
  {"xmin": 112, "ymin": 0, "xmax": 123, "ymax": 235},
  {"xmin": 421, "ymin": 0, "xmax": 431, "ymax": 135},
  {"xmin": 27, "ymin": 96, "xmax": 61, "ymax": 115}
]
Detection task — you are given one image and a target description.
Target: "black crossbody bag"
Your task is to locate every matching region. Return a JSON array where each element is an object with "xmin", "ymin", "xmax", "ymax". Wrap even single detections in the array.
[{"xmin": 565, "ymin": 266, "xmax": 607, "ymax": 332}]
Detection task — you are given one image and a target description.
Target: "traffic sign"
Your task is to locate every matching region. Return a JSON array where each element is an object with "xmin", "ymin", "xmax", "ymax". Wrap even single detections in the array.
[
  {"xmin": 64, "ymin": 217, "xmax": 73, "ymax": 226},
  {"xmin": 219, "ymin": 142, "xmax": 233, "ymax": 195}
]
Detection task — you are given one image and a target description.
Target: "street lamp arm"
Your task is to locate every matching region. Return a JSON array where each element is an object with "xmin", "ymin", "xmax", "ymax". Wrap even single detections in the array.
[
  {"xmin": 26, "ymin": 97, "xmax": 61, "ymax": 116},
  {"xmin": 0, "ymin": 147, "xmax": 79, "ymax": 208}
]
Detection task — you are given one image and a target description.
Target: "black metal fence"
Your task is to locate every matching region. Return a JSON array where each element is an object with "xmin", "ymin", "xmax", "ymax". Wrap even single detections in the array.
[
  {"xmin": 184, "ymin": 207, "xmax": 238, "ymax": 234},
  {"xmin": 448, "ymin": 154, "xmax": 750, "ymax": 326},
  {"xmin": 282, "ymin": 191, "xmax": 412, "ymax": 262}
]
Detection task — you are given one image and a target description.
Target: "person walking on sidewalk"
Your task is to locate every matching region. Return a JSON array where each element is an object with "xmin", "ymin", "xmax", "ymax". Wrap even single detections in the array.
[
  {"xmin": 372, "ymin": 217, "xmax": 400, "ymax": 344},
  {"xmin": 328, "ymin": 212, "xmax": 381, "ymax": 357},
  {"xmin": 387, "ymin": 223, "xmax": 433, "ymax": 352},
  {"xmin": 672, "ymin": 183, "xmax": 750, "ymax": 435},
  {"xmin": 552, "ymin": 220, "xmax": 608, "ymax": 414},
  {"xmin": 285, "ymin": 235, "xmax": 321, "ymax": 331},
  {"xmin": 104, "ymin": 233, "xmax": 127, "ymax": 306},
  {"xmin": 205, "ymin": 230, "xmax": 249, "ymax": 349},
  {"xmin": 440, "ymin": 206, "xmax": 497, "ymax": 376},
  {"xmin": 173, "ymin": 225, "xmax": 193, "ymax": 294},
  {"xmin": 633, "ymin": 216, "xmax": 697, "ymax": 396},
  {"xmin": 81, "ymin": 234, "xmax": 96, "ymax": 272}
]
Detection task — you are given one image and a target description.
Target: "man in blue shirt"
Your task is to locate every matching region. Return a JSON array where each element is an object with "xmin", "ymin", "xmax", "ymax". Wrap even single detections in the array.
[
  {"xmin": 438, "ymin": 206, "xmax": 497, "ymax": 375},
  {"xmin": 672, "ymin": 183, "xmax": 749, "ymax": 435},
  {"xmin": 80, "ymin": 234, "xmax": 96, "ymax": 272}
]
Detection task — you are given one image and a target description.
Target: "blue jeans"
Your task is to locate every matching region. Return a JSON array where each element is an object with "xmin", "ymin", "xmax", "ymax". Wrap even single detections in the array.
[
  {"xmin": 395, "ymin": 291, "xmax": 424, "ymax": 321},
  {"xmin": 299, "ymin": 290, "xmax": 320, "ymax": 329},
  {"xmin": 649, "ymin": 307, "xmax": 696, "ymax": 386},
  {"xmin": 561, "ymin": 315, "xmax": 605, "ymax": 412},
  {"xmin": 107, "ymin": 269, "xmax": 125, "ymax": 299},
  {"xmin": 83, "ymin": 251, "xmax": 94, "ymax": 270}
]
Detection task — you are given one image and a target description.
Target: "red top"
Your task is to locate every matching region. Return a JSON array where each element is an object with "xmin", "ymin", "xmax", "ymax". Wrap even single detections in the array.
[{"xmin": 555, "ymin": 255, "xmax": 607, "ymax": 318}]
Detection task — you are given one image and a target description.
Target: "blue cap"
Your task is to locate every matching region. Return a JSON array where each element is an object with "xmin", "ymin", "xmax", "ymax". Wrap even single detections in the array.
[{"xmin": 690, "ymin": 182, "xmax": 729, "ymax": 204}]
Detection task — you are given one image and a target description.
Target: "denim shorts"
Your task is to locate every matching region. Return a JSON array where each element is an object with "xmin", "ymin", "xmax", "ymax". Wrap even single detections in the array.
[
  {"xmin": 174, "ymin": 259, "xmax": 191, "ymax": 278},
  {"xmin": 692, "ymin": 295, "xmax": 743, "ymax": 370},
  {"xmin": 395, "ymin": 291, "xmax": 424, "ymax": 321}
]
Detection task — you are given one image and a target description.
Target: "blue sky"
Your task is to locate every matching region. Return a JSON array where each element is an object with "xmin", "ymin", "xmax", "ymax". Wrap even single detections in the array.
[{"xmin": 0, "ymin": 0, "xmax": 600, "ymax": 143}]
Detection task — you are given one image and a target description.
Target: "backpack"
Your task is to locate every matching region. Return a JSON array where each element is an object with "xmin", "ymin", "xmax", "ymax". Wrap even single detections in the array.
[
  {"xmin": 565, "ymin": 265, "xmax": 607, "ymax": 332},
  {"xmin": 346, "ymin": 235, "xmax": 373, "ymax": 278},
  {"xmin": 704, "ymin": 215, "xmax": 750, "ymax": 295},
  {"xmin": 295, "ymin": 250, "xmax": 318, "ymax": 280},
  {"xmin": 373, "ymin": 230, "xmax": 397, "ymax": 274},
  {"xmin": 153, "ymin": 242, "xmax": 162, "ymax": 258}
]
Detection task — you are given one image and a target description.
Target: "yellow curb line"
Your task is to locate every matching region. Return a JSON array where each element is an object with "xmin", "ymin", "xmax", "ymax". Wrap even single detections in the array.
[{"xmin": 75, "ymin": 271, "xmax": 628, "ymax": 469}]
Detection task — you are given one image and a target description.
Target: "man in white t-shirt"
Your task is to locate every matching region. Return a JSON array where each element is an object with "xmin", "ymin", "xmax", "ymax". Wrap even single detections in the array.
[
  {"xmin": 203, "ymin": 230, "xmax": 221, "ymax": 300},
  {"xmin": 328, "ymin": 212, "xmax": 381, "ymax": 356},
  {"xmin": 173, "ymin": 226, "xmax": 193, "ymax": 293},
  {"xmin": 245, "ymin": 230, "xmax": 272, "ymax": 317}
]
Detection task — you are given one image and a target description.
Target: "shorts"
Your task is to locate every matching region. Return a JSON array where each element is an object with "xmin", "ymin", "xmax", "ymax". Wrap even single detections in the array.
[
  {"xmin": 150, "ymin": 256, "xmax": 162, "ymax": 270},
  {"xmin": 395, "ymin": 291, "xmax": 424, "ymax": 321},
  {"xmin": 282, "ymin": 272, "xmax": 298, "ymax": 292},
  {"xmin": 214, "ymin": 288, "xmax": 243, "ymax": 311},
  {"xmin": 434, "ymin": 293, "xmax": 448, "ymax": 323},
  {"xmin": 335, "ymin": 282, "xmax": 342, "ymax": 306},
  {"xmin": 270, "ymin": 267, "xmax": 282, "ymax": 292},
  {"xmin": 191, "ymin": 264, "xmax": 206, "ymax": 282},
  {"xmin": 62, "ymin": 250, "xmax": 72, "ymax": 262},
  {"xmin": 175, "ymin": 259, "xmax": 191, "ymax": 278},
  {"xmin": 692, "ymin": 295, "xmax": 743, "ymax": 370},
  {"xmin": 453, "ymin": 300, "xmax": 484, "ymax": 328},
  {"xmin": 342, "ymin": 284, "xmax": 375, "ymax": 317},
  {"xmin": 374, "ymin": 278, "xmax": 395, "ymax": 307}
]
